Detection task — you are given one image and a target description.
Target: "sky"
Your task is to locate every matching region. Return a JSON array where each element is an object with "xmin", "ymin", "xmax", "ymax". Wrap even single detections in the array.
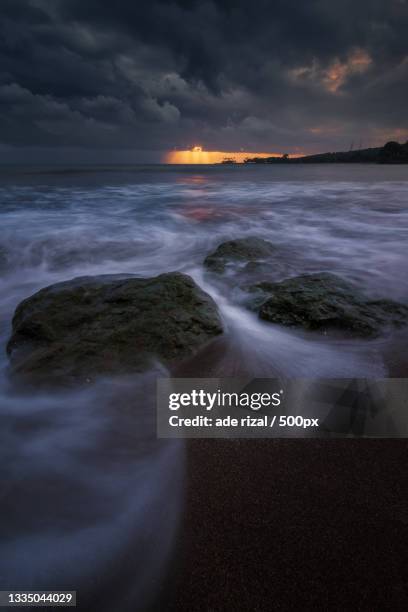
[{"xmin": 0, "ymin": 0, "xmax": 407, "ymax": 163}]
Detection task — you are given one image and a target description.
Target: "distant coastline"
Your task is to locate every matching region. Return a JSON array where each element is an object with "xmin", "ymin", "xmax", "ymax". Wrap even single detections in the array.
[{"xmin": 243, "ymin": 140, "xmax": 408, "ymax": 164}]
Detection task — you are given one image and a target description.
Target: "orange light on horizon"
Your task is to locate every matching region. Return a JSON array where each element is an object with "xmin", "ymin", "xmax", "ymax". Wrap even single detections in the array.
[{"xmin": 164, "ymin": 149, "xmax": 292, "ymax": 164}]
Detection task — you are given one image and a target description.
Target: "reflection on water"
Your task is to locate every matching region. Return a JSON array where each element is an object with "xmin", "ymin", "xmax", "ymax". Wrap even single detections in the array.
[{"xmin": 0, "ymin": 164, "xmax": 407, "ymax": 607}]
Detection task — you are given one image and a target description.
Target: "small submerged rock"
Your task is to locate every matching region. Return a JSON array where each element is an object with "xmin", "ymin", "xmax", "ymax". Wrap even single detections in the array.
[
  {"xmin": 247, "ymin": 273, "xmax": 408, "ymax": 337},
  {"xmin": 0, "ymin": 245, "xmax": 10, "ymax": 273},
  {"xmin": 33, "ymin": 238, "xmax": 146, "ymax": 271},
  {"xmin": 7, "ymin": 272, "xmax": 223, "ymax": 386},
  {"xmin": 204, "ymin": 237, "xmax": 276, "ymax": 273}
]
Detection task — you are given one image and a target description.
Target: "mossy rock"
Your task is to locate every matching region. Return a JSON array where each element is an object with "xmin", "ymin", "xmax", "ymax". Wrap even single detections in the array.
[
  {"xmin": 204, "ymin": 237, "xmax": 276, "ymax": 273},
  {"xmin": 7, "ymin": 272, "xmax": 223, "ymax": 386},
  {"xmin": 248, "ymin": 273, "xmax": 408, "ymax": 337}
]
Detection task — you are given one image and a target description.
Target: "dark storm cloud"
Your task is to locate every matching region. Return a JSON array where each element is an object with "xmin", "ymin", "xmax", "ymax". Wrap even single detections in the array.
[{"xmin": 0, "ymin": 0, "xmax": 407, "ymax": 160}]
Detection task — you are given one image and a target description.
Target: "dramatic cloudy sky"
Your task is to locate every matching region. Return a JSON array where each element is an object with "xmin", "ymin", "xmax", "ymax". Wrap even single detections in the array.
[{"xmin": 0, "ymin": 0, "xmax": 407, "ymax": 162}]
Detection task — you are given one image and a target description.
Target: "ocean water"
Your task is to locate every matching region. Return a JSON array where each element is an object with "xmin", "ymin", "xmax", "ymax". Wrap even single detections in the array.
[{"xmin": 0, "ymin": 163, "xmax": 407, "ymax": 608}]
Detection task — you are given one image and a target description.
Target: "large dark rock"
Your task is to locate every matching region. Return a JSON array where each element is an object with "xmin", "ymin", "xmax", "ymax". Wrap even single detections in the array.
[
  {"xmin": 7, "ymin": 272, "xmax": 223, "ymax": 386},
  {"xmin": 204, "ymin": 237, "xmax": 276, "ymax": 273},
  {"xmin": 248, "ymin": 273, "xmax": 408, "ymax": 337}
]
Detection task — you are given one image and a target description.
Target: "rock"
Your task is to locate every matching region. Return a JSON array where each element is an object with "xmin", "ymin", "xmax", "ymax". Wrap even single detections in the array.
[
  {"xmin": 7, "ymin": 272, "xmax": 223, "ymax": 386},
  {"xmin": 204, "ymin": 237, "xmax": 276, "ymax": 273},
  {"xmin": 0, "ymin": 246, "xmax": 9, "ymax": 273},
  {"xmin": 248, "ymin": 273, "xmax": 408, "ymax": 337}
]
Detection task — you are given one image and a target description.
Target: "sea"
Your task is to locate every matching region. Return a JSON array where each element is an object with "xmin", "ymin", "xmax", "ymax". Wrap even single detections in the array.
[{"xmin": 0, "ymin": 163, "xmax": 407, "ymax": 609}]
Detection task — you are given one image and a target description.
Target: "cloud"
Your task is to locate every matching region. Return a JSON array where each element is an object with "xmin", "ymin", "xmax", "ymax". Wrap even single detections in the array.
[
  {"xmin": 291, "ymin": 49, "xmax": 373, "ymax": 93},
  {"xmin": 0, "ymin": 0, "xmax": 407, "ymax": 159}
]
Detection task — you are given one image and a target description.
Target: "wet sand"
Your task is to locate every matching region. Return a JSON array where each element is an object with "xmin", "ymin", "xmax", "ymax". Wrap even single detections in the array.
[{"xmin": 170, "ymin": 439, "xmax": 408, "ymax": 611}]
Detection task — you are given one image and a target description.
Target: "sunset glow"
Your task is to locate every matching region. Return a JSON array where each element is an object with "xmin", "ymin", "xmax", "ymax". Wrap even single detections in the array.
[{"xmin": 165, "ymin": 149, "xmax": 285, "ymax": 164}]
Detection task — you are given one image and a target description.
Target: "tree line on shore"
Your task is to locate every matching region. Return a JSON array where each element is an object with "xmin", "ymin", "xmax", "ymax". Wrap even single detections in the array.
[{"xmin": 243, "ymin": 140, "xmax": 408, "ymax": 164}]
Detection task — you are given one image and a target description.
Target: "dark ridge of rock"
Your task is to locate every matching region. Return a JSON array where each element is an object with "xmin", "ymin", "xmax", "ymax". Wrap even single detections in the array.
[
  {"xmin": 7, "ymin": 272, "xmax": 223, "ymax": 386},
  {"xmin": 204, "ymin": 237, "xmax": 276, "ymax": 273},
  {"xmin": 248, "ymin": 273, "xmax": 408, "ymax": 337}
]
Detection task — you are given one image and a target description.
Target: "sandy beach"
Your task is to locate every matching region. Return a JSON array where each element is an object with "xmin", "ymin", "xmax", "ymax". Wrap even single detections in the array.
[{"xmin": 169, "ymin": 439, "xmax": 408, "ymax": 610}]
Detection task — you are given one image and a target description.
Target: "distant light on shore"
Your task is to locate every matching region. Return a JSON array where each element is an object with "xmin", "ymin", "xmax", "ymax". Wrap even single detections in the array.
[{"xmin": 164, "ymin": 149, "xmax": 285, "ymax": 164}]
